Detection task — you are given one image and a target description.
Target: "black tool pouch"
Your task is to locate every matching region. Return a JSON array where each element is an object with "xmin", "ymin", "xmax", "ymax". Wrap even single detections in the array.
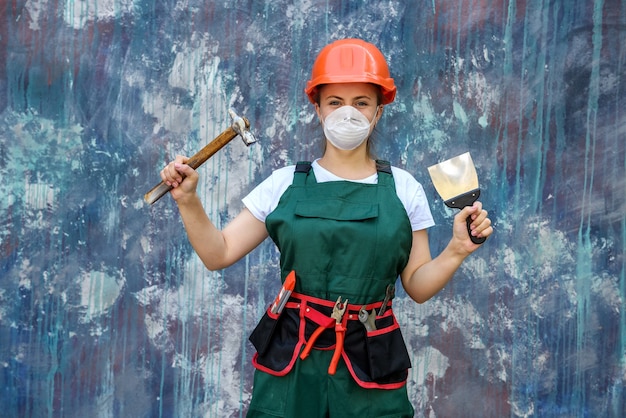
[
  {"xmin": 249, "ymin": 304, "xmax": 301, "ymax": 375},
  {"xmin": 248, "ymin": 308, "xmax": 281, "ymax": 357},
  {"xmin": 343, "ymin": 311, "xmax": 411, "ymax": 387},
  {"xmin": 364, "ymin": 314, "xmax": 412, "ymax": 380}
]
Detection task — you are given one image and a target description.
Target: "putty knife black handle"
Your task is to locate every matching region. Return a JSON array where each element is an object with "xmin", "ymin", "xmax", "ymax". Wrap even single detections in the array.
[{"xmin": 444, "ymin": 188, "xmax": 487, "ymax": 245}]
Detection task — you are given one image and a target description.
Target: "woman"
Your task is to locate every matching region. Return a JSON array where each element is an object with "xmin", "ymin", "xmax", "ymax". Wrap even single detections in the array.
[{"xmin": 160, "ymin": 38, "xmax": 492, "ymax": 418}]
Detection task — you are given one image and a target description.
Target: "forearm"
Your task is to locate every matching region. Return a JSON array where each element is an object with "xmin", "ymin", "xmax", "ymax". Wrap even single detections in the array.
[
  {"xmin": 403, "ymin": 240, "xmax": 468, "ymax": 303},
  {"xmin": 175, "ymin": 193, "xmax": 229, "ymax": 270},
  {"xmin": 161, "ymin": 158, "xmax": 268, "ymax": 270},
  {"xmin": 402, "ymin": 203, "xmax": 493, "ymax": 303}
]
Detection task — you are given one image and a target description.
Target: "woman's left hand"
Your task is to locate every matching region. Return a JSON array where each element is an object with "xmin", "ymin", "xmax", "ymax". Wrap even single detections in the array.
[{"xmin": 453, "ymin": 201, "xmax": 492, "ymax": 252}]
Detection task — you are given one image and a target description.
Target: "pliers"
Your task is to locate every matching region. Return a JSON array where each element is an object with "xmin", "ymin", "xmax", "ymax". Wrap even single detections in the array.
[{"xmin": 299, "ymin": 296, "xmax": 348, "ymax": 375}]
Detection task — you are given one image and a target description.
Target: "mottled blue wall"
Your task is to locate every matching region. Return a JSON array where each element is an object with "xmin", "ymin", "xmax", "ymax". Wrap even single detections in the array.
[{"xmin": 1, "ymin": 1, "xmax": 624, "ymax": 417}]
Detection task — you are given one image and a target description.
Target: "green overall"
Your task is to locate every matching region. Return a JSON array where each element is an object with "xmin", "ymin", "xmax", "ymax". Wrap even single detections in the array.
[{"xmin": 248, "ymin": 161, "xmax": 415, "ymax": 418}]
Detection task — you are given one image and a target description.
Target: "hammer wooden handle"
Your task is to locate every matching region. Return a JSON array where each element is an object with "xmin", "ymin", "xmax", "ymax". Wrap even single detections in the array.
[{"xmin": 144, "ymin": 118, "xmax": 250, "ymax": 205}]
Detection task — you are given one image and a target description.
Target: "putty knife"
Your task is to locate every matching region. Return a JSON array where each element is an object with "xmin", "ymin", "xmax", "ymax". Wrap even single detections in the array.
[{"xmin": 427, "ymin": 152, "xmax": 487, "ymax": 244}]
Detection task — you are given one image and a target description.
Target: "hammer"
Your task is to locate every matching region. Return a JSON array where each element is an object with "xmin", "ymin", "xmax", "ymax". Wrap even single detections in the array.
[{"xmin": 144, "ymin": 109, "xmax": 257, "ymax": 205}]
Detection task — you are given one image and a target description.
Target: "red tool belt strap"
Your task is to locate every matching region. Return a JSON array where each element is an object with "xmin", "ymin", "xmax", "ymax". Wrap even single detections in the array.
[{"xmin": 249, "ymin": 292, "xmax": 412, "ymax": 390}]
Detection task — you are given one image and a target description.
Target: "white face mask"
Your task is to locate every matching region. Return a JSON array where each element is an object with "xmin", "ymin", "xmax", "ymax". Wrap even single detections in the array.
[{"xmin": 322, "ymin": 105, "xmax": 377, "ymax": 150}]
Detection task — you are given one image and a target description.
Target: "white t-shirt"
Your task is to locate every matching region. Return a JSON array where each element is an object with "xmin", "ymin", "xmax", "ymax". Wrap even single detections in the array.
[{"xmin": 243, "ymin": 160, "xmax": 435, "ymax": 232}]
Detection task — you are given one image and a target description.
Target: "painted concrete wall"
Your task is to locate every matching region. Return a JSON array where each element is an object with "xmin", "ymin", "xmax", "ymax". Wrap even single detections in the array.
[{"xmin": 1, "ymin": 0, "xmax": 624, "ymax": 416}]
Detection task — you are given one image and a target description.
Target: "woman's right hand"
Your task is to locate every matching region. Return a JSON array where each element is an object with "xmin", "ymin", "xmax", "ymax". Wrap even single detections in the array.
[{"xmin": 160, "ymin": 155, "xmax": 199, "ymax": 202}]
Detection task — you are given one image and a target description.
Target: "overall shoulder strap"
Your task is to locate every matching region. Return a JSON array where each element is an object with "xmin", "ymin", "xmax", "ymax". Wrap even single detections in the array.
[
  {"xmin": 375, "ymin": 160, "xmax": 392, "ymax": 175},
  {"xmin": 293, "ymin": 161, "xmax": 313, "ymax": 185},
  {"xmin": 375, "ymin": 160, "xmax": 395, "ymax": 186}
]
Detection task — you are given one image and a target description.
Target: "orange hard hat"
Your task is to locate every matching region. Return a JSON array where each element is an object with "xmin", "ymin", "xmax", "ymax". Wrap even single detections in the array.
[{"xmin": 305, "ymin": 39, "xmax": 396, "ymax": 105}]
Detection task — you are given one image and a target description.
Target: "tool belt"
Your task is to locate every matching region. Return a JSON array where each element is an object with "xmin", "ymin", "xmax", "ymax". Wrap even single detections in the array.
[{"xmin": 249, "ymin": 292, "xmax": 411, "ymax": 390}]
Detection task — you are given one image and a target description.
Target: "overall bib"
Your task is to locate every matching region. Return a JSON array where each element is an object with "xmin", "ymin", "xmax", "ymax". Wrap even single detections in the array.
[{"xmin": 248, "ymin": 161, "xmax": 415, "ymax": 418}]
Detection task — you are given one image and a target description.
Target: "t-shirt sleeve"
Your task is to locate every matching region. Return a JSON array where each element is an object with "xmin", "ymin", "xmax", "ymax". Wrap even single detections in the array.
[
  {"xmin": 242, "ymin": 165, "xmax": 296, "ymax": 222},
  {"xmin": 391, "ymin": 167, "xmax": 435, "ymax": 231},
  {"xmin": 405, "ymin": 181, "xmax": 435, "ymax": 231}
]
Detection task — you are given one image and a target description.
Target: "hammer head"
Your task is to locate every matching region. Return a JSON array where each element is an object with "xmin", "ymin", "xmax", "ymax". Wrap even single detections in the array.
[{"xmin": 228, "ymin": 108, "xmax": 257, "ymax": 146}]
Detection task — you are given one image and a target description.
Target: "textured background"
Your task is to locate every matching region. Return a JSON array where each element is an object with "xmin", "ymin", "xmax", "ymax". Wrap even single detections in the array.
[{"xmin": 1, "ymin": 0, "xmax": 625, "ymax": 417}]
